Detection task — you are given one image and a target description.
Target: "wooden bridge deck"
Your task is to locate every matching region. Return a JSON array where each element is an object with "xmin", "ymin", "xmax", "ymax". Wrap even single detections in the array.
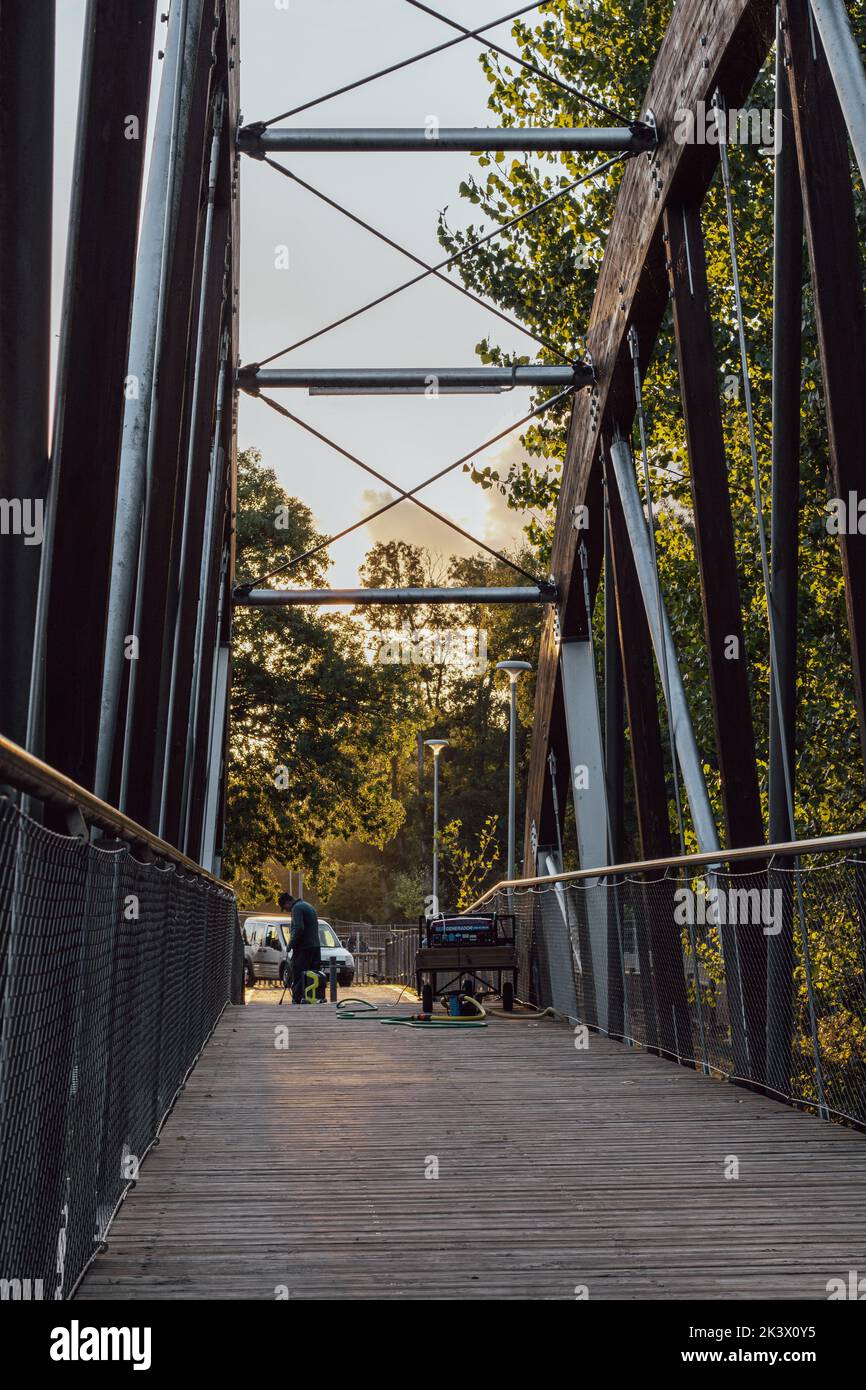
[{"xmin": 78, "ymin": 989, "xmax": 866, "ymax": 1300}]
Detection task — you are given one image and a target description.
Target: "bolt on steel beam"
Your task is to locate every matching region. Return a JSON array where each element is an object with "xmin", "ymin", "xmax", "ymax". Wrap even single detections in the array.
[
  {"xmin": 234, "ymin": 585, "xmax": 557, "ymax": 606},
  {"xmin": 238, "ymin": 364, "xmax": 592, "ymax": 395},
  {"xmin": 238, "ymin": 122, "xmax": 657, "ymax": 156}
]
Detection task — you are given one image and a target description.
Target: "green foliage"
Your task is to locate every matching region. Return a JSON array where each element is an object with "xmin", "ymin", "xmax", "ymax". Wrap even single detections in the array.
[
  {"xmin": 319, "ymin": 861, "xmax": 389, "ymax": 924},
  {"xmin": 224, "ymin": 450, "xmax": 405, "ymax": 903},
  {"xmin": 355, "ymin": 540, "xmax": 539, "ymax": 905},
  {"xmin": 439, "ymin": 814, "xmax": 502, "ymax": 910}
]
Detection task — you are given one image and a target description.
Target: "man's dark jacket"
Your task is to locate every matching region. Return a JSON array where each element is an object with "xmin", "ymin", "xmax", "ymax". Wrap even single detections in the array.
[{"xmin": 289, "ymin": 900, "xmax": 321, "ymax": 979}]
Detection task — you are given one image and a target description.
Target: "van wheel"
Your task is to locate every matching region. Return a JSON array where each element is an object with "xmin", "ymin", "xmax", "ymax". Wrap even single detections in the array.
[{"xmin": 243, "ymin": 961, "xmax": 254, "ymax": 988}]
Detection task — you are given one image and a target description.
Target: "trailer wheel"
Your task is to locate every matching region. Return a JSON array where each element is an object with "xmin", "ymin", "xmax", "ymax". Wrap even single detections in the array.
[
  {"xmin": 421, "ymin": 983, "xmax": 433, "ymax": 1014},
  {"xmin": 502, "ymin": 981, "xmax": 514, "ymax": 1013}
]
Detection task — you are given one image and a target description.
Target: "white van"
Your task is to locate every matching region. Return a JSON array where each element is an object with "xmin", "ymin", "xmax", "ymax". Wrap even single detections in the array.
[{"xmin": 242, "ymin": 915, "xmax": 355, "ymax": 988}]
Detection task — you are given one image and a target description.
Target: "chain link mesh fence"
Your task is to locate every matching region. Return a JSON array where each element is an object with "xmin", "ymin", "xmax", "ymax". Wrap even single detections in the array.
[
  {"xmin": 0, "ymin": 796, "xmax": 242, "ymax": 1300},
  {"xmin": 486, "ymin": 852, "xmax": 866, "ymax": 1129},
  {"xmin": 341, "ymin": 925, "xmax": 420, "ymax": 985}
]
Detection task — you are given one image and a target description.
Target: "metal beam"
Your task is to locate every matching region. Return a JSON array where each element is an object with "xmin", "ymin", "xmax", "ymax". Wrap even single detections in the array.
[
  {"xmin": 158, "ymin": 98, "xmax": 227, "ymax": 841},
  {"xmin": 665, "ymin": 202, "xmax": 764, "ymax": 850},
  {"xmin": 783, "ymin": 0, "xmax": 866, "ymax": 772},
  {"xmin": 120, "ymin": 0, "xmax": 217, "ymax": 832},
  {"xmin": 559, "ymin": 638, "xmax": 611, "ymax": 1033},
  {"xmin": 235, "ymin": 586, "xmax": 554, "ymax": 606},
  {"xmin": 767, "ymin": 24, "xmax": 802, "ymax": 1096},
  {"xmin": 94, "ymin": 0, "xmax": 205, "ymax": 804},
  {"xmin": 238, "ymin": 123, "xmax": 656, "ymax": 157},
  {"xmin": 603, "ymin": 508, "xmax": 624, "ymax": 863},
  {"xmin": 608, "ymin": 438, "xmax": 720, "ymax": 856},
  {"xmin": 0, "ymin": 0, "xmax": 54, "ymax": 749},
  {"xmin": 808, "ymin": 0, "xmax": 866, "ymax": 190},
  {"xmin": 607, "ymin": 462, "xmax": 669, "ymax": 1055},
  {"xmin": 239, "ymin": 365, "xmax": 591, "ymax": 395},
  {"xmin": 38, "ymin": 0, "xmax": 156, "ymax": 790}
]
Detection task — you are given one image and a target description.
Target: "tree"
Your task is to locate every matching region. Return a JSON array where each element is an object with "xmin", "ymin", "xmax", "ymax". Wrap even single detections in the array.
[
  {"xmin": 439, "ymin": 814, "xmax": 501, "ymax": 910},
  {"xmin": 224, "ymin": 450, "xmax": 405, "ymax": 904}
]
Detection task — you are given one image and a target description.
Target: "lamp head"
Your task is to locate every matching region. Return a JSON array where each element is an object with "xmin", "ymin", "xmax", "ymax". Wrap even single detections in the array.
[
  {"xmin": 496, "ymin": 659, "xmax": 532, "ymax": 684},
  {"xmin": 424, "ymin": 737, "xmax": 449, "ymax": 757}
]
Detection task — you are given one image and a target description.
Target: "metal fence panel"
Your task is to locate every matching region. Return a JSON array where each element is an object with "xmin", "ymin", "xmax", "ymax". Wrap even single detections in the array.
[
  {"xmin": 0, "ymin": 797, "xmax": 240, "ymax": 1299},
  {"xmin": 486, "ymin": 853, "xmax": 866, "ymax": 1129}
]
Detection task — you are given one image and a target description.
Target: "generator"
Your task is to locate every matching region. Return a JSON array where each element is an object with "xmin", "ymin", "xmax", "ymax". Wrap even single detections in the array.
[{"xmin": 415, "ymin": 911, "xmax": 518, "ymax": 1014}]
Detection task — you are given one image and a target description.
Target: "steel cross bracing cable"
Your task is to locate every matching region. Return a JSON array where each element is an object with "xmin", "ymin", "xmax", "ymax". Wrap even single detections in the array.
[
  {"xmin": 241, "ymin": 9, "xmax": 628, "ymax": 600},
  {"xmin": 235, "ymin": 388, "xmax": 575, "ymax": 593},
  {"xmin": 260, "ymin": 156, "xmax": 570, "ymax": 362},
  {"xmin": 255, "ymin": 153, "xmax": 627, "ymax": 366},
  {"xmin": 402, "ymin": 0, "xmax": 633, "ymax": 124},
  {"xmin": 716, "ymin": 87, "xmax": 827, "ymax": 1116},
  {"xmin": 257, "ymin": 1, "xmax": 630, "ymax": 128}
]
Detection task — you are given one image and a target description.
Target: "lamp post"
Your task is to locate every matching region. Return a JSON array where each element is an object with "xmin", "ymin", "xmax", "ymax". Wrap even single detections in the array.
[
  {"xmin": 424, "ymin": 738, "xmax": 449, "ymax": 912},
  {"xmin": 496, "ymin": 661, "xmax": 532, "ymax": 883}
]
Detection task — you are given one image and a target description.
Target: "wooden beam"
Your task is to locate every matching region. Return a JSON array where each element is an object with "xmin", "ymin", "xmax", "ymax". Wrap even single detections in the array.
[
  {"xmin": 524, "ymin": 0, "xmax": 774, "ymax": 864},
  {"xmin": 782, "ymin": 0, "xmax": 866, "ymax": 770}
]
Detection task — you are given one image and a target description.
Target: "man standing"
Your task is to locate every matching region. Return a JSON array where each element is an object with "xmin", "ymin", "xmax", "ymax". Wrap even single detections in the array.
[{"xmin": 279, "ymin": 891, "xmax": 322, "ymax": 1004}]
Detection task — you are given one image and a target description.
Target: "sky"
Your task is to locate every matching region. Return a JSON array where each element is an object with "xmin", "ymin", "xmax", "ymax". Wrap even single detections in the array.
[{"xmin": 52, "ymin": 1, "xmax": 557, "ymax": 588}]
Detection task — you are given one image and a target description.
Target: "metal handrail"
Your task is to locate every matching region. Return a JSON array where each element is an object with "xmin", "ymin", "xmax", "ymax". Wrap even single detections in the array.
[
  {"xmin": 0, "ymin": 732, "xmax": 229, "ymax": 889},
  {"xmin": 466, "ymin": 829, "xmax": 866, "ymax": 911}
]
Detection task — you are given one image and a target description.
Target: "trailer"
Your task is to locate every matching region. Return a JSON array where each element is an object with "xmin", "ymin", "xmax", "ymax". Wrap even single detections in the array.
[{"xmin": 415, "ymin": 912, "xmax": 518, "ymax": 1014}]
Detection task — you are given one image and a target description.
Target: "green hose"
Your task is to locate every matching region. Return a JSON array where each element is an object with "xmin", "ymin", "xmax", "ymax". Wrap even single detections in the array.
[
  {"xmin": 335, "ymin": 997, "xmax": 487, "ymax": 1028},
  {"xmin": 335, "ymin": 998, "xmax": 384, "ymax": 1020}
]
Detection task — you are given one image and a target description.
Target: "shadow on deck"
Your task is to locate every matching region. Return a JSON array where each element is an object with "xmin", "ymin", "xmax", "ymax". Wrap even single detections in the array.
[{"xmin": 77, "ymin": 989, "xmax": 866, "ymax": 1300}]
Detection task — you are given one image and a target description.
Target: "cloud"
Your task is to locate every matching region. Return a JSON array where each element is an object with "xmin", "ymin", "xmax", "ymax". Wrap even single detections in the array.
[{"xmin": 360, "ymin": 437, "xmax": 553, "ymax": 560}]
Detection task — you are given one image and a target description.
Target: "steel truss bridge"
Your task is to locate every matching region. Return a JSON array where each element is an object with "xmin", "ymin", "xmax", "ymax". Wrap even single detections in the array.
[{"xmin": 1, "ymin": 0, "xmax": 866, "ymax": 1302}]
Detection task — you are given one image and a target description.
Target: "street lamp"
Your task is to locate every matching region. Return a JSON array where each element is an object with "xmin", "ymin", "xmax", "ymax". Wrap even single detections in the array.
[
  {"xmin": 496, "ymin": 661, "xmax": 532, "ymax": 883},
  {"xmin": 424, "ymin": 738, "xmax": 449, "ymax": 912}
]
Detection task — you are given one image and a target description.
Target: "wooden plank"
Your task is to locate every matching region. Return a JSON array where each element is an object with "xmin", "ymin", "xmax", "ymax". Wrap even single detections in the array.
[
  {"xmin": 525, "ymin": 0, "xmax": 774, "ymax": 867},
  {"xmin": 782, "ymin": 0, "xmax": 866, "ymax": 770},
  {"xmin": 76, "ymin": 988, "xmax": 866, "ymax": 1300}
]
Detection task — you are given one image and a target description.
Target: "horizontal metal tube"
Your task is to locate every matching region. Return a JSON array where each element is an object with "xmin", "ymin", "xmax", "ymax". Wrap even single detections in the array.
[
  {"xmin": 239, "ymin": 365, "xmax": 591, "ymax": 394},
  {"xmin": 0, "ymin": 733, "xmax": 227, "ymax": 887},
  {"xmin": 465, "ymin": 828, "xmax": 866, "ymax": 910},
  {"xmin": 239, "ymin": 124, "xmax": 653, "ymax": 155},
  {"xmin": 234, "ymin": 586, "xmax": 554, "ymax": 606}
]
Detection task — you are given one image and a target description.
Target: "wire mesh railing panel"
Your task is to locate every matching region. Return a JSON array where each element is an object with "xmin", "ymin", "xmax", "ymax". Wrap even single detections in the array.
[
  {"xmin": 487, "ymin": 851, "xmax": 866, "ymax": 1128},
  {"xmin": 0, "ymin": 797, "xmax": 240, "ymax": 1300}
]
